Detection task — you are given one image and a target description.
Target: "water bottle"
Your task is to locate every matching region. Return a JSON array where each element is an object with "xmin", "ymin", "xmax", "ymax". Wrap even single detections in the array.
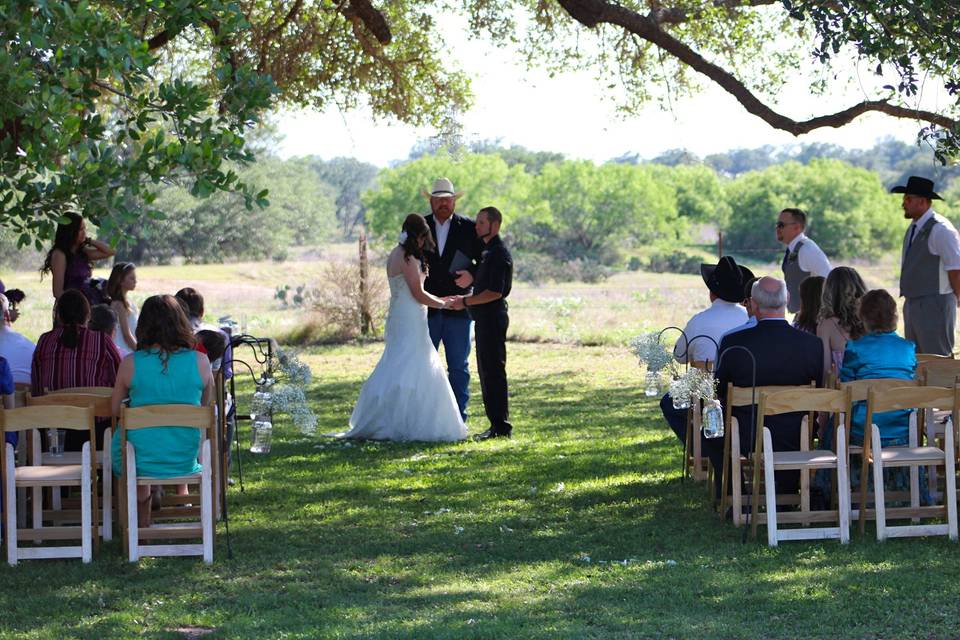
[
  {"xmin": 250, "ymin": 419, "xmax": 273, "ymax": 454},
  {"xmin": 702, "ymin": 400, "xmax": 724, "ymax": 438}
]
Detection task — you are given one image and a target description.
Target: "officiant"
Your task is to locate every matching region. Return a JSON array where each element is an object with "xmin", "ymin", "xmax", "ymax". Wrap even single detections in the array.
[{"xmin": 424, "ymin": 177, "xmax": 485, "ymax": 421}]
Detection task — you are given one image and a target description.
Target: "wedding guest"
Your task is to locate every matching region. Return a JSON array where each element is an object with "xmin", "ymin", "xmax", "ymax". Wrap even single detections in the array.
[
  {"xmin": 89, "ymin": 304, "xmax": 118, "ymax": 336},
  {"xmin": 660, "ymin": 256, "xmax": 752, "ymax": 444},
  {"xmin": 778, "ymin": 208, "xmax": 832, "ymax": 313},
  {"xmin": 423, "ymin": 178, "xmax": 484, "ymax": 422},
  {"xmin": 1, "ymin": 287, "xmax": 25, "ymax": 324},
  {"xmin": 793, "ymin": 275, "xmax": 825, "ymax": 334},
  {"xmin": 40, "ymin": 212, "xmax": 115, "ymax": 307},
  {"xmin": 839, "ymin": 289, "xmax": 916, "ymax": 445},
  {"xmin": 817, "ymin": 266, "xmax": 867, "ymax": 381},
  {"xmin": 107, "ymin": 262, "xmax": 139, "ymax": 357},
  {"xmin": 704, "ymin": 277, "xmax": 823, "ymax": 499},
  {"xmin": 0, "ymin": 293, "xmax": 35, "ymax": 385},
  {"xmin": 721, "ymin": 276, "xmax": 761, "ymax": 339},
  {"xmin": 32, "ymin": 289, "xmax": 121, "ymax": 449},
  {"xmin": 894, "ymin": 176, "xmax": 960, "ymax": 355},
  {"xmin": 110, "ymin": 294, "xmax": 213, "ymax": 527}
]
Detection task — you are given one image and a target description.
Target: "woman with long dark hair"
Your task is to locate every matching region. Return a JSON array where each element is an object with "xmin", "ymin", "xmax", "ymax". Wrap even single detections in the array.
[
  {"xmin": 31, "ymin": 289, "xmax": 121, "ymax": 449},
  {"xmin": 817, "ymin": 266, "xmax": 868, "ymax": 380},
  {"xmin": 110, "ymin": 294, "xmax": 213, "ymax": 527},
  {"xmin": 106, "ymin": 262, "xmax": 139, "ymax": 357},
  {"xmin": 793, "ymin": 275, "xmax": 825, "ymax": 334},
  {"xmin": 41, "ymin": 212, "xmax": 115, "ymax": 305},
  {"xmin": 338, "ymin": 213, "xmax": 466, "ymax": 441}
]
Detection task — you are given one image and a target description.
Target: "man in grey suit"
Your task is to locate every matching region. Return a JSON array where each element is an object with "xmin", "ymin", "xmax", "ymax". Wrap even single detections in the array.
[{"xmin": 894, "ymin": 176, "xmax": 960, "ymax": 355}]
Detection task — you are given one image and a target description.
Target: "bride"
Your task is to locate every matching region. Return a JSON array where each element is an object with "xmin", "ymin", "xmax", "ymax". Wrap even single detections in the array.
[{"xmin": 339, "ymin": 214, "xmax": 467, "ymax": 441}]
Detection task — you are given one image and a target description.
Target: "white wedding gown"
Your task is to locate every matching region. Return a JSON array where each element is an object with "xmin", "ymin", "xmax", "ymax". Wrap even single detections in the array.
[{"xmin": 339, "ymin": 274, "xmax": 467, "ymax": 442}]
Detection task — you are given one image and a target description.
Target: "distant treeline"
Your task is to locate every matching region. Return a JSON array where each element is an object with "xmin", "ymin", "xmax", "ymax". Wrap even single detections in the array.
[{"xmin": 1, "ymin": 138, "xmax": 953, "ymax": 275}]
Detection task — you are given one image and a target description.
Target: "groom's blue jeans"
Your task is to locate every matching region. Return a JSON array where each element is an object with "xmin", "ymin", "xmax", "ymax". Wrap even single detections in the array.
[{"xmin": 428, "ymin": 312, "xmax": 472, "ymax": 422}]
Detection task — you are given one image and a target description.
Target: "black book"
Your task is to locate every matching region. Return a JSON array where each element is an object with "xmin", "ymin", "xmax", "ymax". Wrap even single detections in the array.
[{"xmin": 448, "ymin": 249, "xmax": 472, "ymax": 275}]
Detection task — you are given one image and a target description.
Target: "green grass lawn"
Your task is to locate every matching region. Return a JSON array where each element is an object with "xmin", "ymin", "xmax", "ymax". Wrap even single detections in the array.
[{"xmin": 3, "ymin": 342, "xmax": 960, "ymax": 639}]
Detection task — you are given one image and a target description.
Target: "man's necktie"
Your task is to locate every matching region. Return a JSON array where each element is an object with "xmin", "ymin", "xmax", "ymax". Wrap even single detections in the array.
[
  {"xmin": 782, "ymin": 247, "xmax": 790, "ymax": 270},
  {"xmin": 907, "ymin": 224, "xmax": 917, "ymax": 249}
]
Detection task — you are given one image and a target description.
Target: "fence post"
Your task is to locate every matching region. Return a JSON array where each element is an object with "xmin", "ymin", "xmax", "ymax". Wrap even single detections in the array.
[{"xmin": 359, "ymin": 228, "xmax": 373, "ymax": 336}]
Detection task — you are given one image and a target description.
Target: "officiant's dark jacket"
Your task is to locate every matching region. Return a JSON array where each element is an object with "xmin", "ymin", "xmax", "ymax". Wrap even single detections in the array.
[
  {"xmin": 425, "ymin": 212, "xmax": 484, "ymax": 317},
  {"xmin": 703, "ymin": 318, "xmax": 823, "ymax": 495}
]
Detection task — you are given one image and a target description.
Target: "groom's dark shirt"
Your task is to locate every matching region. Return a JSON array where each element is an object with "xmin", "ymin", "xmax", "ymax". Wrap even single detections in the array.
[
  {"xmin": 471, "ymin": 235, "xmax": 512, "ymax": 314},
  {"xmin": 425, "ymin": 212, "xmax": 484, "ymax": 317}
]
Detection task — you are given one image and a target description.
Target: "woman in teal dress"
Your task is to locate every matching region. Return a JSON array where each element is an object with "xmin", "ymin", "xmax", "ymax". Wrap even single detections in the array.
[
  {"xmin": 839, "ymin": 289, "xmax": 917, "ymax": 445},
  {"xmin": 839, "ymin": 289, "xmax": 920, "ymax": 499},
  {"xmin": 111, "ymin": 294, "xmax": 213, "ymax": 526}
]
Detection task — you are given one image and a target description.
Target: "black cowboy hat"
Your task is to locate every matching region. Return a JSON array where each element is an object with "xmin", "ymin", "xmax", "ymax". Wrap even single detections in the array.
[
  {"xmin": 700, "ymin": 256, "xmax": 753, "ymax": 303},
  {"xmin": 891, "ymin": 176, "xmax": 942, "ymax": 200}
]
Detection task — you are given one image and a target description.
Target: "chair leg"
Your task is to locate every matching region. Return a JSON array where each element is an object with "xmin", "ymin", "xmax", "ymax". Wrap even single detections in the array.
[
  {"xmin": 5, "ymin": 444, "xmax": 17, "ymax": 566},
  {"xmin": 720, "ymin": 431, "xmax": 731, "ymax": 522},
  {"xmin": 762, "ymin": 429, "xmax": 778, "ymax": 547},
  {"xmin": 858, "ymin": 448, "xmax": 870, "ymax": 537},
  {"xmin": 103, "ymin": 436, "xmax": 113, "ymax": 542},
  {"xmin": 871, "ymin": 426, "xmax": 887, "ymax": 542},
  {"xmin": 126, "ymin": 443, "xmax": 139, "ymax": 562},
  {"xmin": 81, "ymin": 444, "xmax": 92, "ymax": 563},
  {"xmin": 944, "ymin": 420, "xmax": 958, "ymax": 541},
  {"xmin": 836, "ymin": 426, "xmax": 850, "ymax": 544},
  {"xmin": 201, "ymin": 441, "xmax": 214, "ymax": 564}
]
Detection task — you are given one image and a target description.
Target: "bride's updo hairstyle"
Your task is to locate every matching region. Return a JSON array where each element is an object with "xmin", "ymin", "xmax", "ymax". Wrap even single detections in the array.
[{"xmin": 400, "ymin": 213, "xmax": 435, "ymax": 273}]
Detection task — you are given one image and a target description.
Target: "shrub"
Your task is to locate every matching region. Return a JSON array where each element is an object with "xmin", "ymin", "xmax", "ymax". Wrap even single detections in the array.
[{"xmin": 646, "ymin": 251, "xmax": 702, "ymax": 274}]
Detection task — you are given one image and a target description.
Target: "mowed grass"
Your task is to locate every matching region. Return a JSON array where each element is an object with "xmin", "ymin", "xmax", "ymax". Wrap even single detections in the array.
[{"xmin": 3, "ymin": 342, "xmax": 960, "ymax": 638}]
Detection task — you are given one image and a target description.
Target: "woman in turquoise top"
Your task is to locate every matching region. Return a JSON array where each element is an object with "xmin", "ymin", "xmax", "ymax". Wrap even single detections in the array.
[
  {"xmin": 111, "ymin": 294, "xmax": 213, "ymax": 527},
  {"xmin": 839, "ymin": 289, "xmax": 917, "ymax": 445}
]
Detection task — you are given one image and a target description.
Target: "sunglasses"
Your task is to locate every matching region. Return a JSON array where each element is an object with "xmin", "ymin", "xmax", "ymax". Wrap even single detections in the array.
[{"xmin": 776, "ymin": 221, "xmax": 799, "ymax": 229}]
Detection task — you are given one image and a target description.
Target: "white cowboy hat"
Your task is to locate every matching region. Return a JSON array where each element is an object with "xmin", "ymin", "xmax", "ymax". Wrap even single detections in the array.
[{"xmin": 422, "ymin": 177, "xmax": 464, "ymax": 199}]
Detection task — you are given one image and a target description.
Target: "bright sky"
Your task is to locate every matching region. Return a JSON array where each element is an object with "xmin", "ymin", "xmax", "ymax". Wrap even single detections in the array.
[{"xmin": 276, "ymin": 13, "xmax": 944, "ymax": 168}]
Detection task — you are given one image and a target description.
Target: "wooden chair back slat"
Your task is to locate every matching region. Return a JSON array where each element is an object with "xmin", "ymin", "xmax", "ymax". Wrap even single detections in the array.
[
  {"xmin": 0, "ymin": 405, "xmax": 96, "ymax": 432},
  {"xmin": 840, "ymin": 378, "xmax": 919, "ymax": 402},
  {"xmin": 27, "ymin": 393, "xmax": 113, "ymax": 419},
  {"xmin": 759, "ymin": 387, "xmax": 851, "ymax": 416},
  {"xmin": 121, "ymin": 405, "xmax": 214, "ymax": 431},
  {"xmin": 868, "ymin": 386, "xmax": 956, "ymax": 413},
  {"xmin": 729, "ymin": 384, "xmax": 812, "ymax": 406},
  {"xmin": 49, "ymin": 386, "xmax": 113, "ymax": 397},
  {"xmin": 917, "ymin": 353, "xmax": 955, "ymax": 364}
]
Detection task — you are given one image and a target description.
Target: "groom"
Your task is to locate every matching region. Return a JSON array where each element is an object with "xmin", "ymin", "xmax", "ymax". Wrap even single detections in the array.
[
  {"xmin": 451, "ymin": 207, "xmax": 513, "ymax": 439},
  {"xmin": 424, "ymin": 178, "xmax": 484, "ymax": 421}
]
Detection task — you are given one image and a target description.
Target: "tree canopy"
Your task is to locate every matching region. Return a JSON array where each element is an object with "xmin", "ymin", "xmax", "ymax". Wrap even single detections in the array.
[{"xmin": 0, "ymin": 1, "xmax": 471, "ymax": 244}]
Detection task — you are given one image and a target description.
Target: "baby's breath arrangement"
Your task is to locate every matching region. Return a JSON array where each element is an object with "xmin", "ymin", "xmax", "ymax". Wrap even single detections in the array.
[
  {"xmin": 262, "ymin": 347, "xmax": 317, "ymax": 435},
  {"xmin": 629, "ymin": 333, "xmax": 673, "ymax": 374}
]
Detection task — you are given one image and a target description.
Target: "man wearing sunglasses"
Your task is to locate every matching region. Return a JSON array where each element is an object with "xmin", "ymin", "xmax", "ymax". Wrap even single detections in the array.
[{"xmin": 777, "ymin": 208, "xmax": 832, "ymax": 313}]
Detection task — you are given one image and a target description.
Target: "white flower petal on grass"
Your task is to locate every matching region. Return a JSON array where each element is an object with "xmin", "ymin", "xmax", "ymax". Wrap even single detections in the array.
[
  {"xmin": 454, "ymin": 526, "xmax": 465, "ymax": 535},
  {"xmin": 665, "ymin": 559, "xmax": 678, "ymax": 566},
  {"xmin": 499, "ymin": 525, "xmax": 514, "ymax": 533},
  {"xmin": 551, "ymin": 482, "xmax": 565, "ymax": 493}
]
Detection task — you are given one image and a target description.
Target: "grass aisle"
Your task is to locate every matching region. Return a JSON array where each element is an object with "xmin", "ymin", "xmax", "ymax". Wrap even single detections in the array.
[{"xmin": 3, "ymin": 342, "xmax": 960, "ymax": 639}]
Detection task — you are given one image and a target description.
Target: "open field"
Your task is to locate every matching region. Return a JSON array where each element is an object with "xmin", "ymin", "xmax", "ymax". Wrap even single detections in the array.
[
  {"xmin": 3, "ymin": 342, "xmax": 960, "ymax": 638},
  {"xmin": 2, "ymin": 248, "xmax": 905, "ymax": 347}
]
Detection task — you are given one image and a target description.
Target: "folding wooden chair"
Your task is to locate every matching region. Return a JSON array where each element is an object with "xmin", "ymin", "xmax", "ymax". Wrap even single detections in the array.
[
  {"xmin": 719, "ymin": 383, "xmax": 813, "ymax": 526},
  {"xmin": 683, "ymin": 360, "xmax": 712, "ymax": 483},
  {"xmin": 859, "ymin": 386, "xmax": 958, "ymax": 541},
  {"xmin": 121, "ymin": 404, "xmax": 215, "ymax": 563},
  {"xmin": 1, "ymin": 405, "xmax": 96, "ymax": 565},
  {"xmin": 750, "ymin": 387, "xmax": 852, "ymax": 545},
  {"xmin": 26, "ymin": 393, "xmax": 116, "ymax": 542},
  {"xmin": 838, "ymin": 378, "xmax": 921, "ymax": 519}
]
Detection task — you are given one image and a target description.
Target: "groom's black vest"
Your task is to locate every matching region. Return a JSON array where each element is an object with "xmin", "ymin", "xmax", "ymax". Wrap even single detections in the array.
[{"xmin": 424, "ymin": 212, "xmax": 484, "ymax": 318}]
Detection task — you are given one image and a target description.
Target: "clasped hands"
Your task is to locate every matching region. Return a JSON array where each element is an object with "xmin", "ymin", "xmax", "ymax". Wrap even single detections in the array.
[{"xmin": 442, "ymin": 295, "xmax": 467, "ymax": 310}]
